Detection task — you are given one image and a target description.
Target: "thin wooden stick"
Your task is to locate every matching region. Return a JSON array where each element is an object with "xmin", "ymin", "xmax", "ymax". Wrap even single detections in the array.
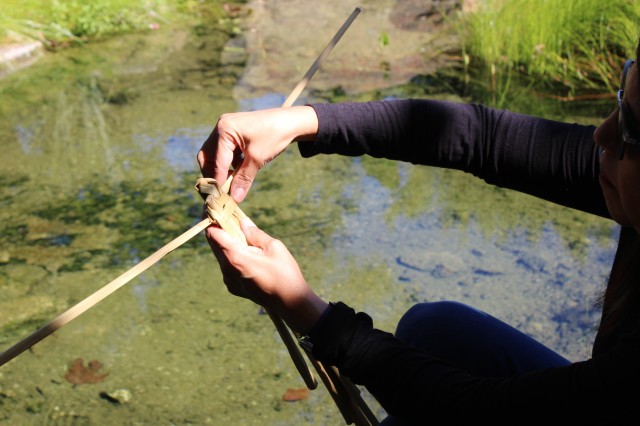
[
  {"xmin": 0, "ymin": 218, "xmax": 211, "ymax": 367},
  {"xmin": 282, "ymin": 7, "xmax": 361, "ymax": 108},
  {"xmin": 308, "ymin": 353, "xmax": 377, "ymax": 426},
  {"xmin": 258, "ymin": 6, "xmax": 362, "ymax": 390},
  {"xmin": 0, "ymin": 11, "xmax": 375, "ymax": 424},
  {"xmin": 266, "ymin": 309, "xmax": 317, "ymax": 390},
  {"xmin": 327, "ymin": 366, "xmax": 377, "ymax": 426},
  {"xmin": 197, "ymin": 176, "xmax": 317, "ymax": 388},
  {"xmin": 291, "ymin": 324, "xmax": 377, "ymax": 425},
  {"xmin": 307, "ymin": 355, "xmax": 354, "ymax": 425},
  {"xmin": 339, "ymin": 375, "xmax": 380, "ymax": 425},
  {"xmin": 0, "ymin": 7, "xmax": 363, "ymax": 370}
]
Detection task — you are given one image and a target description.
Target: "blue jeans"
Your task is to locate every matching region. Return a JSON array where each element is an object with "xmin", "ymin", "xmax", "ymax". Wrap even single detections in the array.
[{"xmin": 379, "ymin": 301, "xmax": 571, "ymax": 425}]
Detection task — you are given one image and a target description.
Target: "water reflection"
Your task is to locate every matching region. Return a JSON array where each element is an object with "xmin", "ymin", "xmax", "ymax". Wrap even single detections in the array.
[
  {"xmin": 161, "ymin": 128, "xmax": 210, "ymax": 172},
  {"xmin": 238, "ymin": 92, "xmax": 286, "ymax": 111},
  {"xmin": 0, "ymin": 12, "xmax": 621, "ymax": 426},
  {"xmin": 306, "ymin": 155, "xmax": 618, "ymax": 361}
]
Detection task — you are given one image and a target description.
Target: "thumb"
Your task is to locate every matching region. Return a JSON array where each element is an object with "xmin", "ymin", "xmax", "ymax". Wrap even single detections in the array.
[
  {"xmin": 230, "ymin": 161, "xmax": 259, "ymax": 203},
  {"xmin": 206, "ymin": 225, "xmax": 236, "ymax": 250},
  {"xmin": 240, "ymin": 217, "xmax": 272, "ymax": 249}
]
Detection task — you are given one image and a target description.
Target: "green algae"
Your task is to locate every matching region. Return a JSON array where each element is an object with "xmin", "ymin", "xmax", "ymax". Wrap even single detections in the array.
[
  {"xmin": 0, "ymin": 2, "xmax": 621, "ymax": 425},
  {"xmin": 0, "ymin": 4, "xmax": 386, "ymax": 423},
  {"xmin": 0, "ymin": 318, "xmax": 50, "ymax": 346},
  {"xmin": 313, "ymin": 71, "xmax": 614, "ymax": 263}
]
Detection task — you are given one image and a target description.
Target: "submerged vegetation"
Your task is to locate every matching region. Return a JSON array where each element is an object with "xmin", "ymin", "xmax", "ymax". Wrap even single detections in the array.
[
  {"xmin": 457, "ymin": 0, "xmax": 640, "ymax": 106},
  {"xmin": 0, "ymin": 2, "xmax": 622, "ymax": 424}
]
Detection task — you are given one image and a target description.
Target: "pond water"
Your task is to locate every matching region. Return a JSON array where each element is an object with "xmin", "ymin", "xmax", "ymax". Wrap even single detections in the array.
[{"xmin": 0, "ymin": 3, "xmax": 620, "ymax": 425}]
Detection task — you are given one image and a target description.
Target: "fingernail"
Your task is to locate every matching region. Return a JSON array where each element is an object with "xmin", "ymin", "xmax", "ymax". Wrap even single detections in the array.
[{"xmin": 231, "ymin": 187, "xmax": 245, "ymax": 202}]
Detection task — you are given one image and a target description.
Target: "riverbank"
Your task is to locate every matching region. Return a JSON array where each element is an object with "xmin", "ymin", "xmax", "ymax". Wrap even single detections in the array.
[
  {"xmin": 0, "ymin": 0, "xmax": 245, "ymax": 80},
  {"xmin": 0, "ymin": 0, "xmax": 468, "ymax": 91},
  {"xmin": 231, "ymin": 0, "xmax": 465, "ymax": 100},
  {"xmin": 0, "ymin": 37, "xmax": 44, "ymax": 79}
]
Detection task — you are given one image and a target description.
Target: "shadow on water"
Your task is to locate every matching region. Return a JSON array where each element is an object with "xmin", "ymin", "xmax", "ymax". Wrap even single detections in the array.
[
  {"xmin": 305, "ymin": 68, "xmax": 618, "ymax": 355},
  {"xmin": 0, "ymin": 11, "xmax": 621, "ymax": 426}
]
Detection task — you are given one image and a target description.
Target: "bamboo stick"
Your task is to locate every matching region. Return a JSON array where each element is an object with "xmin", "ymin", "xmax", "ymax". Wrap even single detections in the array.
[
  {"xmin": 0, "ymin": 8, "xmax": 377, "ymax": 426},
  {"xmin": 339, "ymin": 374, "xmax": 380, "ymax": 425},
  {"xmin": 282, "ymin": 7, "xmax": 361, "ymax": 108},
  {"xmin": 0, "ymin": 218, "xmax": 211, "ymax": 367},
  {"xmin": 266, "ymin": 309, "xmax": 318, "ymax": 390},
  {"xmin": 307, "ymin": 355, "xmax": 354, "ymax": 424},
  {"xmin": 0, "ymin": 7, "xmax": 362, "ymax": 374}
]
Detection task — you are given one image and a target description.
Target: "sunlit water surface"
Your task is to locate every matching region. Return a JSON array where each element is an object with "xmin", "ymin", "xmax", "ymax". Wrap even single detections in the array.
[{"xmin": 0, "ymin": 10, "xmax": 619, "ymax": 426}]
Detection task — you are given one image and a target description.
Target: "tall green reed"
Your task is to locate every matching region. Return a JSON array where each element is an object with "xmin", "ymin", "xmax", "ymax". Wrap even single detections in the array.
[
  {"xmin": 458, "ymin": 0, "xmax": 640, "ymax": 104},
  {"xmin": 0, "ymin": 0, "xmax": 231, "ymax": 48}
]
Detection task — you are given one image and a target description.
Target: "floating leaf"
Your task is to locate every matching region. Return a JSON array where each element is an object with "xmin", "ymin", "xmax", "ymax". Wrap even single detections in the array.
[
  {"xmin": 282, "ymin": 387, "xmax": 310, "ymax": 402},
  {"xmin": 64, "ymin": 358, "xmax": 108, "ymax": 385}
]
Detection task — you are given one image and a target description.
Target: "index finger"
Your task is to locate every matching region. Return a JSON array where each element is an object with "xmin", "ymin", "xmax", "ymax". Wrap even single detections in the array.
[
  {"xmin": 198, "ymin": 128, "xmax": 235, "ymax": 184},
  {"xmin": 197, "ymin": 128, "xmax": 219, "ymax": 178}
]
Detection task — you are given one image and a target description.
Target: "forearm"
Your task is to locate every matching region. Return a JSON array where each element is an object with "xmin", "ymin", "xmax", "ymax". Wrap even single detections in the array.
[
  {"xmin": 300, "ymin": 99, "xmax": 608, "ymax": 217},
  {"xmin": 274, "ymin": 105, "xmax": 319, "ymax": 143}
]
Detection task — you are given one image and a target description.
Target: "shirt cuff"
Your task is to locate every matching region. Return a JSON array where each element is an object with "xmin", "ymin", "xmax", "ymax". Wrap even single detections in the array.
[
  {"xmin": 297, "ymin": 103, "xmax": 337, "ymax": 158},
  {"xmin": 307, "ymin": 301, "xmax": 373, "ymax": 365}
]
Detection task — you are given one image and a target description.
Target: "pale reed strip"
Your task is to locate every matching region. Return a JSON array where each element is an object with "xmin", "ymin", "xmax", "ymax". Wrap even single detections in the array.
[
  {"xmin": 197, "ymin": 176, "xmax": 318, "ymax": 389},
  {"xmin": 293, "ymin": 327, "xmax": 378, "ymax": 425},
  {"xmin": 339, "ymin": 374, "xmax": 380, "ymax": 425},
  {"xmin": 184, "ymin": 6, "xmax": 366, "ymax": 393},
  {"xmin": 279, "ymin": 8, "xmax": 378, "ymax": 422},
  {"xmin": 199, "ymin": 176, "xmax": 378, "ymax": 419},
  {"xmin": 326, "ymin": 365, "xmax": 378, "ymax": 426},
  {"xmin": 265, "ymin": 309, "xmax": 318, "ymax": 390},
  {"xmin": 0, "ymin": 8, "xmax": 377, "ymax": 424},
  {"xmin": 282, "ymin": 7, "xmax": 361, "ymax": 108},
  {"xmin": 0, "ymin": 218, "xmax": 211, "ymax": 367},
  {"xmin": 306, "ymin": 355, "xmax": 355, "ymax": 425},
  {"xmin": 0, "ymin": 6, "xmax": 360, "ymax": 369}
]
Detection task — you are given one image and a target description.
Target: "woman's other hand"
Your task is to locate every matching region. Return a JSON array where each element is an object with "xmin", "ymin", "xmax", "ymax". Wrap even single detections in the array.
[{"xmin": 206, "ymin": 218, "xmax": 328, "ymax": 334}]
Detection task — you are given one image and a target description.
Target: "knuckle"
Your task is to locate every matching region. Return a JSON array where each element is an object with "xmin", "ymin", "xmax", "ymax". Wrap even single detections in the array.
[
  {"xmin": 234, "ymin": 173, "xmax": 254, "ymax": 185},
  {"xmin": 266, "ymin": 238, "xmax": 285, "ymax": 252},
  {"xmin": 217, "ymin": 113, "xmax": 232, "ymax": 125}
]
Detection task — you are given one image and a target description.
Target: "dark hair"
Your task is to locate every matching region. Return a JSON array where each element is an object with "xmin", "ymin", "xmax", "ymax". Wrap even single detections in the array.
[
  {"xmin": 593, "ymin": 227, "xmax": 640, "ymax": 354},
  {"xmin": 595, "ymin": 227, "xmax": 640, "ymax": 346},
  {"xmin": 593, "ymin": 38, "xmax": 640, "ymax": 351}
]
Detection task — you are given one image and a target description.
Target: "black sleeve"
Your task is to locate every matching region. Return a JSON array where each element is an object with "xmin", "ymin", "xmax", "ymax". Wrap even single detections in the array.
[
  {"xmin": 309, "ymin": 302, "xmax": 639, "ymax": 423},
  {"xmin": 299, "ymin": 99, "xmax": 609, "ymax": 218}
]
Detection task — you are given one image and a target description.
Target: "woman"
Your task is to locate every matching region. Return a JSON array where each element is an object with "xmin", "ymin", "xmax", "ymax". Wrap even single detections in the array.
[{"xmin": 197, "ymin": 43, "xmax": 640, "ymax": 422}]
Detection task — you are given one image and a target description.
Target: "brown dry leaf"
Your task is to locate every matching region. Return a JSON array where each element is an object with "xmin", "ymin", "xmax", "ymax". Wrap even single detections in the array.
[
  {"xmin": 282, "ymin": 387, "xmax": 310, "ymax": 402},
  {"xmin": 64, "ymin": 358, "xmax": 109, "ymax": 385}
]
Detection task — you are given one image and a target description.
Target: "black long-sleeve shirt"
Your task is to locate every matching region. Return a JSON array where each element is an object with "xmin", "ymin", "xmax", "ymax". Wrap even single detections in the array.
[{"xmin": 298, "ymin": 100, "xmax": 638, "ymax": 423}]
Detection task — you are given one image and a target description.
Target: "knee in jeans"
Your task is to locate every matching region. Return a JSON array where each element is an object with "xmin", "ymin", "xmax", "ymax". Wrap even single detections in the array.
[{"xmin": 395, "ymin": 300, "xmax": 475, "ymax": 341}]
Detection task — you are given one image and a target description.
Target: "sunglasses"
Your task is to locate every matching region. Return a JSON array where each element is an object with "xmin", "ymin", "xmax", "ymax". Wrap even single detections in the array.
[{"xmin": 616, "ymin": 59, "xmax": 640, "ymax": 159}]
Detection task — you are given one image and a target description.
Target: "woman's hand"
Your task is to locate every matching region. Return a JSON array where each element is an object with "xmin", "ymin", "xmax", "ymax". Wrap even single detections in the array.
[
  {"xmin": 206, "ymin": 218, "xmax": 328, "ymax": 334},
  {"xmin": 197, "ymin": 106, "xmax": 319, "ymax": 203}
]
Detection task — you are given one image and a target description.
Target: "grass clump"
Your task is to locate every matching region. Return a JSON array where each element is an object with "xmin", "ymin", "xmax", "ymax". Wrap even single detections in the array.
[
  {"xmin": 0, "ymin": 0, "xmax": 239, "ymax": 49},
  {"xmin": 458, "ymin": 0, "xmax": 640, "ymax": 101}
]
